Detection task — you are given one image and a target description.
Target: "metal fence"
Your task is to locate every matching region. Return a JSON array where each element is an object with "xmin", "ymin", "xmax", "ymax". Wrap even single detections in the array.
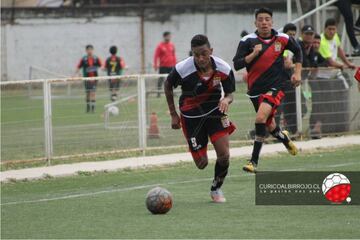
[{"xmin": 1, "ymin": 71, "xmax": 359, "ymax": 164}]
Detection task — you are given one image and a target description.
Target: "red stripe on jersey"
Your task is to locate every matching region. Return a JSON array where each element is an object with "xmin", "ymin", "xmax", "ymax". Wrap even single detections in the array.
[
  {"xmin": 247, "ymin": 36, "xmax": 288, "ymax": 90},
  {"xmin": 180, "ymin": 87, "xmax": 217, "ymax": 112},
  {"xmin": 180, "ymin": 72, "xmax": 224, "ymax": 112}
]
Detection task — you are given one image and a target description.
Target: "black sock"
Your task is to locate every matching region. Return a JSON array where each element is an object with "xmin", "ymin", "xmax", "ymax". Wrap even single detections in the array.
[
  {"xmin": 86, "ymin": 102, "xmax": 90, "ymax": 112},
  {"xmin": 211, "ymin": 160, "xmax": 229, "ymax": 191},
  {"xmin": 91, "ymin": 100, "xmax": 95, "ymax": 112},
  {"xmin": 251, "ymin": 123, "xmax": 266, "ymax": 165},
  {"xmin": 111, "ymin": 93, "xmax": 117, "ymax": 101},
  {"xmin": 270, "ymin": 126, "xmax": 290, "ymax": 147}
]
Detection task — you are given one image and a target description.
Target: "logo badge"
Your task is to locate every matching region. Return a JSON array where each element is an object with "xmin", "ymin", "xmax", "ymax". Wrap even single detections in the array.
[
  {"xmin": 221, "ymin": 116, "xmax": 230, "ymax": 128},
  {"xmin": 213, "ymin": 76, "xmax": 221, "ymax": 87},
  {"xmin": 322, "ymin": 173, "xmax": 351, "ymax": 203},
  {"xmin": 274, "ymin": 41, "xmax": 282, "ymax": 52}
]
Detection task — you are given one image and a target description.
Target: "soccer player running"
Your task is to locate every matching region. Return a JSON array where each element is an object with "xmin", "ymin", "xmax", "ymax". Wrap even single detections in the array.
[
  {"xmin": 75, "ymin": 44, "xmax": 102, "ymax": 113},
  {"xmin": 104, "ymin": 46, "xmax": 126, "ymax": 101},
  {"xmin": 233, "ymin": 8, "xmax": 302, "ymax": 173},
  {"xmin": 164, "ymin": 34, "xmax": 236, "ymax": 203}
]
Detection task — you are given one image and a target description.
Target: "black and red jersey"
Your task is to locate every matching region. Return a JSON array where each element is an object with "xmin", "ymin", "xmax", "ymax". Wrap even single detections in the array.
[
  {"xmin": 233, "ymin": 29, "xmax": 302, "ymax": 96},
  {"xmin": 167, "ymin": 56, "xmax": 235, "ymax": 118},
  {"xmin": 77, "ymin": 55, "xmax": 102, "ymax": 77},
  {"xmin": 105, "ymin": 55, "xmax": 125, "ymax": 76}
]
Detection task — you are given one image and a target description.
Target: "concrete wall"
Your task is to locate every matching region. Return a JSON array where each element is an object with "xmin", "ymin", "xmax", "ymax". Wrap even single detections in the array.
[{"xmin": 1, "ymin": 12, "xmax": 288, "ymax": 81}]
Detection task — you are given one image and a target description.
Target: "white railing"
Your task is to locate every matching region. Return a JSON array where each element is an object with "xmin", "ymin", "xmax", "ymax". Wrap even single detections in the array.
[{"xmin": 1, "ymin": 72, "xmax": 359, "ymax": 164}]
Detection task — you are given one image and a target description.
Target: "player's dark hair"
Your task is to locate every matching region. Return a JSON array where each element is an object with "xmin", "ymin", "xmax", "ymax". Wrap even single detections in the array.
[
  {"xmin": 325, "ymin": 18, "xmax": 337, "ymax": 28},
  {"xmin": 191, "ymin": 34, "xmax": 211, "ymax": 48},
  {"xmin": 314, "ymin": 33, "xmax": 321, "ymax": 39},
  {"xmin": 86, "ymin": 44, "xmax": 93, "ymax": 50},
  {"xmin": 255, "ymin": 7, "xmax": 273, "ymax": 18},
  {"xmin": 109, "ymin": 46, "xmax": 117, "ymax": 55},
  {"xmin": 241, "ymin": 30, "xmax": 249, "ymax": 38},
  {"xmin": 163, "ymin": 31, "xmax": 171, "ymax": 37},
  {"xmin": 283, "ymin": 23, "xmax": 297, "ymax": 33}
]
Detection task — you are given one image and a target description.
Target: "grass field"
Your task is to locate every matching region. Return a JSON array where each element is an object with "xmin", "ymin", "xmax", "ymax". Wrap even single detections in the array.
[
  {"xmin": 1, "ymin": 146, "xmax": 360, "ymax": 239},
  {"xmin": 1, "ymin": 80, "xmax": 255, "ymax": 162}
]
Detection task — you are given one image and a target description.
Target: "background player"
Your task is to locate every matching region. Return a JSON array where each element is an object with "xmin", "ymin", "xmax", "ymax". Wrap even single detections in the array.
[
  {"xmin": 233, "ymin": 7, "xmax": 302, "ymax": 173},
  {"xmin": 154, "ymin": 31, "xmax": 177, "ymax": 98},
  {"xmin": 104, "ymin": 45, "xmax": 126, "ymax": 101},
  {"xmin": 164, "ymin": 34, "xmax": 236, "ymax": 203},
  {"xmin": 75, "ymin": 44, "xmax": 102, "ymax": 113}
]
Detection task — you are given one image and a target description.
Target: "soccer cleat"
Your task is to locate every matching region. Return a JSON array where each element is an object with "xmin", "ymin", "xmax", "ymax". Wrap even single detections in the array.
[
  {"xmin": 242, "ymin": 161, "xmax": 257, "ymax": 173},
  {"xmin": 282, "ymin": 130, "xmax": 298, "ymax": 155},
  {"xmin": 210, "ymin": 189, "xmax": 226, "ymax": 203}
]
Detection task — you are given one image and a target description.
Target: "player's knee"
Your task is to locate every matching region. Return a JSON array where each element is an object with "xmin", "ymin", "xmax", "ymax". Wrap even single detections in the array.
[
  {"xmin": 255, "ymin": 114, "xmax": 267, "ymax": 123},
  {"xmin": 194, "ymin": 157, "xmax": 208, "ymax": 169},
  {"xmin": 217, "ymin": 154, "xmax": 229, "ymax": 166}
]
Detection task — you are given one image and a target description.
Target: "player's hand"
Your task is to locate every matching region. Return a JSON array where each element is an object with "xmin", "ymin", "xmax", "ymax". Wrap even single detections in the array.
[
  {"xmin": 291, "ymin": 73, "xmax": 301, "ymax": 87},
  {"xmin": 252, "ymin": 44, "xmax": 262, "ymax": 56},
  {"xmin": 346, "ymin": 62, "xmax": 356, "ymax": 70},
  {"xmin": 171, "ymin": 113, "xmax": 181, "ymax": 129},
  {"xmin": 219, "ymin": 97, "xmax": 231, "ymax": 114}
]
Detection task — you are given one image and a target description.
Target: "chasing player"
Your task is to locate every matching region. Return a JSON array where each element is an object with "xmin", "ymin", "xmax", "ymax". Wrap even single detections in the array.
[
  {"xmin": 233, "ymin": 7, "xmax": 302, "ymax": 173},
  {"xmin": 75, "ymin": 44, "xmax": 102, "ymax": 113},
  {"xmin": 104, "ymin": 46, "xmax": 126, "ymax": 101},
  {"xmin": 164, "ymin": 34, "xmax": 236, "ymax": 203}
]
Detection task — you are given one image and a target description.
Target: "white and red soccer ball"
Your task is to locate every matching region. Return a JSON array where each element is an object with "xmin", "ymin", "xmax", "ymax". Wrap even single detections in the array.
[{"xmin": 322, "ymin": 173, "xmax": 351, "ymax": 203}]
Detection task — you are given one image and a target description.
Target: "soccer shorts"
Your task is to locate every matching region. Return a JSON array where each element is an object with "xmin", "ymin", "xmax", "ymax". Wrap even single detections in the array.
[
  {"xmin": 250, "ymin": 90, "xmax": 285, "ymax": 126},
  {"xmin": 180, "ymin": 109, "xmax": 236, "ymax": 160},
  {"xmin": 84, "ymin": 80, "xmax": 98, "ymax": 92},
  {"xmin": 109, "ymin": 79, "xmax": 121, "ymax": 91}
]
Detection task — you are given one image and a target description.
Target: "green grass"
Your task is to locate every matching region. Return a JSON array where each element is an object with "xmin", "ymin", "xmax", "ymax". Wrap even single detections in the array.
[
  {"xmin": 1, "ymin": 146, "xmax": 360, "ymax": 239},
  {"xmin": 1, "ymin": 81, "xmax": 254, "ymax": 162}
]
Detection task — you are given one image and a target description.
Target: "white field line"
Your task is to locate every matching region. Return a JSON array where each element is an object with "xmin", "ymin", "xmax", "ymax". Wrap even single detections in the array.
[
  {"xmin": 1, "ymin": 161, "xmax": 359, "ymax": 207},
  {"xmin": 1, "ymin": 135, "xmax": 359, "ymax": 183}
]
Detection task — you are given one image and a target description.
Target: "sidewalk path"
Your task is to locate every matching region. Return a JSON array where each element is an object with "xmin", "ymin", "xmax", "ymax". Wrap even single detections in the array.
[{"xmin": 1, "ymin": 135, "xmax": 359, "ymax": 182}]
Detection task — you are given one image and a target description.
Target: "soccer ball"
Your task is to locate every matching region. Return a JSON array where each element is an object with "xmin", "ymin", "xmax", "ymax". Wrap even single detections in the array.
[
  {"xmin": 322, "ymin": 173, "xmax": 351, "ymax": 203},
  {"xmin": 146, "ymin": 187, "xmax": 173, "ymax": 214},
  {"xmin": 108, "ymin": 106, "xmax": 119, "ymax": 116}
]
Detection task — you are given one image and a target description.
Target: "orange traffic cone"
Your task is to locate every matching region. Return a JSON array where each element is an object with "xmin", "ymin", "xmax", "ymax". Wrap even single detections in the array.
[{"xmin": 148, "ymin": 112, "xmax": 160, "ymax": 139}]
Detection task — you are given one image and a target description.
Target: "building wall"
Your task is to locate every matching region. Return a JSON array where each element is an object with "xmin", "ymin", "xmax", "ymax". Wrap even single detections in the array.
[{"xmin": 1, "ymin": 12, "xmax": 288, "ymax": 81}]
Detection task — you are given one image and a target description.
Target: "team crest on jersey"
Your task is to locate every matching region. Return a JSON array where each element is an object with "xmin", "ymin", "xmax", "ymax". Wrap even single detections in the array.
[
  {"xmin": 274, "ymin": 41, "xmax": 282, "ymax": 52},
  {"xmin": 213, "ymin": 76, "xmax": 221, "ymax": 87}
]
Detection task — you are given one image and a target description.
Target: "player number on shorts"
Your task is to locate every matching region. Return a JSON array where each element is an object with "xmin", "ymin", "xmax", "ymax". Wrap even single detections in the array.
[{"xmin": 191, "ymin": 137, "xmax": 197, "ymax": 148}]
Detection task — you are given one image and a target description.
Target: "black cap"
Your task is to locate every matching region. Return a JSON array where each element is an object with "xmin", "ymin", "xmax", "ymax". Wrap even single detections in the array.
[{"xmin": 301, "ymin": 25, "xmax": 315, "ymax": 33}]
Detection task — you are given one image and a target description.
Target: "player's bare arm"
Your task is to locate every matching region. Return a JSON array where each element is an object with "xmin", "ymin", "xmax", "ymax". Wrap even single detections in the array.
[
  {"xmin": 219, "ymin": 93, "xmax": 233, "ymax": 113},
  {"xmin": 291, "ymin": 62, "xmax": 302, "ymax": 87},
  {"xmin": 164, "ymin": 79, "xmax": 181, "ymax": 129}
]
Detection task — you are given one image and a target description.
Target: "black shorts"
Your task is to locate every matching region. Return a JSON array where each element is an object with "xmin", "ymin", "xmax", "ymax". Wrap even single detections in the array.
[
  {"xmin": 84, "ymin": 80, "xmax": 98, "ymax": 92},
  {"xmin": 250, "ymin": 90, "xmax": 284, "ymax": 126},
  {"xmin": 109, "ymin": 79, "xmax": 121, "ymax": 91},
  {"xmin": 180, "ymin": 109, "xmax": 236, "ymax": 159}
]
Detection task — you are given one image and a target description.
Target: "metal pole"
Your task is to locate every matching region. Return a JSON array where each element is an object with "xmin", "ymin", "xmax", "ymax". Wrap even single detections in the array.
[
  {"xmin": 287, "ymin": 0, "xmax": 292, "ymax": 22},
  {"xmin": 295, "ymin": 86, "xmax": 303, "ymax": 135},
  {"xmin": 28, "ymin": 66, "xmax": 33, "ymax": 97},
  {"xmin": 204, "ymin": 0, "xmax": 208, "ymax": 35},
  {"xmin": 315, "ymin": 0, "xmax": 321, "ymax": 33},
  {"xmin": 43, "ymin": 80, "xmax": 53, "ymax": 164},
  {"xmin": 137, "ymin": 76, "xmax": 147, "ymax": 154},
  {"xmin": 140, "ymin": 4, "xmax": 145, "ymax": 74}
]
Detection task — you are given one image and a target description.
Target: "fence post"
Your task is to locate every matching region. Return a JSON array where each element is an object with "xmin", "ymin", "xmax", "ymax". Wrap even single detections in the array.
[
  {"xmin": 137, "ymin": 75, "xmax": 147, "ymax": 155},
  {"xmin": 295, "ymin": 85, "xmax": 303, "ymax": 136},
  {"xmin": 43, "ymin": 79, "xmax": 53, "ymax": 164}
]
